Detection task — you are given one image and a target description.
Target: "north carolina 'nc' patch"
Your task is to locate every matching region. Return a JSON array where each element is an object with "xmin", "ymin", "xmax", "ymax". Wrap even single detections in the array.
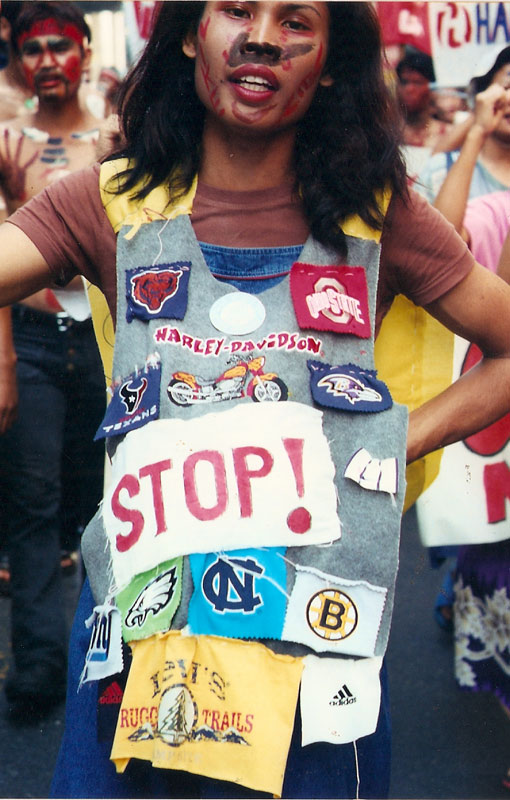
[
  {"xmin": 308, "ymin": 361, "xmax": 392, "ymax": 412},
  {"xmin": 126, "ymin": 262, "xmax": 191, "ymax": 322},
  {"xmin": 187, "ymin": 548, "xmax": 287, "ymax": 640},
  {"xmin": 290, "ymin": 263, "xmax": 371, "ymax": 338},
  {"xmin": 95, "ymin": 355, "xmax": 161, "ymax": 440}
]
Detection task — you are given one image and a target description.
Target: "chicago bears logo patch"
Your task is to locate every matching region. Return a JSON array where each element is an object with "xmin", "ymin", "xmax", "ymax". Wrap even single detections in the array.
[
  {"xmin": 126, "ymin": 262, "xmax": 191, "ymax": 322},
  {"xmin": 95, "ymin": 354, "xmax": 161, "ymax": 440},
  {"xmin": 308, "ymin": 361, "xmax": 392, "ymax": 412},
  {"xmin": 290, "ymin": 263, "xmax": 371, "ymax": 337}
]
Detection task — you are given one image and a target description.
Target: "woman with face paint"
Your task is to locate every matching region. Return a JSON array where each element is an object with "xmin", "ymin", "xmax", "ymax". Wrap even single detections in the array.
[{"xmin": 0, "ymin": 3, "xmax": 510, "ymax": 798}]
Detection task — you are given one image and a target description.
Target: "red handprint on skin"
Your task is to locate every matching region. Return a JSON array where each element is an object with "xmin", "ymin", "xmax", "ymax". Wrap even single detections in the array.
[
  {"xmin": 462, "ymin": 343, "xmax": 510, "ymax": 456},
  {"xmin": 0, "ymin": 127, "xmax": 39, "ymax": 204}
]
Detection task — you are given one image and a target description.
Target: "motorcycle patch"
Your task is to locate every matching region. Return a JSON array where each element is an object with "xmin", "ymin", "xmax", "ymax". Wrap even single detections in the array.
[
  {"xmin": 344, "ymin": 448, "xmax": 398, "ymax": 494},
  {"xmin": 300, "ymin": 655, "xmax": 382, "ymax": 746},
  {"xmin": 95, "ymin": 354, "xmax": 161, "ymax": 440},
  {"xmin": 110, "ymin": 632, "xmax": 303, "ymax": 797},
  {"xmin": 282, "ymin": 565, "xmax": 387, "ymax": 657},
  {"xmin": 290, "ymin": 263, "xmax": 371, "ymax": 338},
  {"xmin": 167, "ymin": 354, "xmax": 288, "ymax": 407},
  {"xmin": 187, "ymin": 548, "xmax": 287, "ymax": 640},
  {"xmin": 126, "ymin": 262, "xmax": 191, "ymax": 323},
  {"xmin": 115, "ymin": 557, "xmax": 183, "ymax": 642},
  {"xmin": 103, "ymin": 403, "xmax": 340, "ymax": 589},
  {"xmin": 308, "ymin": 361, "xmax": 392, "ymax": 412}
]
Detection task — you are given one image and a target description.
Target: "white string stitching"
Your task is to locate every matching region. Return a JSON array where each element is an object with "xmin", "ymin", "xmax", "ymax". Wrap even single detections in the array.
[
  {"xmin": 353, "ymin": 739, "xmax": 360, "ymax": 800},
  {"xmin": 152, "ymin": 216, "xmax": 172, "ymax": 266}
]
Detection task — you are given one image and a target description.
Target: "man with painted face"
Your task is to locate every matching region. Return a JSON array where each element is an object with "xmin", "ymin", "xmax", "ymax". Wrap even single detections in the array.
[
  {"xmin": 0, "ymin": 1, "xmax": 105, "ymax": 718},
  {"xmin": 0, "ymin": 2, "xmax": 510, "ymax": 798}
]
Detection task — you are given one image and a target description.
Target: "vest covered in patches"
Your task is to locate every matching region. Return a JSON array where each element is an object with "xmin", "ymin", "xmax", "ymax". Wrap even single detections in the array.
[{"xmin": 81, "ymin": 162, "xmax": 408, "ymax": 787}]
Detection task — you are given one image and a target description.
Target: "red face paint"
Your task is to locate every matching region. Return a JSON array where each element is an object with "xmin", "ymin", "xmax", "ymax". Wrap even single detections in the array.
[
  {"xmin": 199, "ymin": 15, "xmax": 211, "ymax": 41},
  {"xmin": 191, "ymin": 2, "xmax": 330, "ymax": 134},
  {"xmin": 17, "ymin": 19, "xmax": 85, "ymax": 50},
  {"xmin": 19, "ymin": 22, "xmax": 85, "ymax": 99}
]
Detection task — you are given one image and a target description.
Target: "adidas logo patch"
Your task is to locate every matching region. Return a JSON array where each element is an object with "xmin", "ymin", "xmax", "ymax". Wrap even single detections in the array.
[
  {"xmin": 99, "ymin": 681, "xmax": 124, "ymax": 705},
  {"xmin": 329, "ymin": 683, "xmax": 356, "ymax": 706}
]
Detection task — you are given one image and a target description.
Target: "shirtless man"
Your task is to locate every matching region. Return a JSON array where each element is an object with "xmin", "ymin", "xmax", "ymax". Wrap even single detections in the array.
[
  {"xmin": 0, "ymin": 1, "xmax": 106, "ymax": 717},
  {"xmin": 0, "ymin": 2, "xmax": 34, "ymax": 124}
]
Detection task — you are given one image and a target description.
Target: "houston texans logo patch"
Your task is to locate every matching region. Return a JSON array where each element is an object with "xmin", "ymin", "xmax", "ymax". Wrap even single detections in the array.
[
  {"xmin": 120, "ymin": 377, "xmax": 148, "ymax": 414},
  {"xmin": 126, "ymin": 262, "xmax": 191, "ymax": 322},
  {"xmin": 308, "ymin": 361, "xmax": 392, "ymax": 412},
  {"xmin": 95, "ymin": 355, "xmax": 162, "ymax": 440}
]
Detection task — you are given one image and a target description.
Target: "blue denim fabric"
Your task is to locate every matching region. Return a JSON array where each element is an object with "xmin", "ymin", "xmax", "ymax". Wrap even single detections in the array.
[
  {"xmin": 0, "ymin": 307, "xmax": 105, "ymax": 678},
  {"xmin": 52, "ymin": 579, "xmax": 391, "ymax": 800},
  {"xmin": 198, "ymin": 243, "xmax": 302, "ymax": 294}
]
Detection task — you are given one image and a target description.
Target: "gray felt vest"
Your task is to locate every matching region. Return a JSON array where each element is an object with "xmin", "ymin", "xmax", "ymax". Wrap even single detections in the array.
[{"xmin": 82, "ymin": 212, "xmax": 408, "ymax": 660}]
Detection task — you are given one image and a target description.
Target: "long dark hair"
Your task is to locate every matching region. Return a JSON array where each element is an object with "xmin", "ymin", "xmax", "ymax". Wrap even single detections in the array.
[{"xmin": 113, "ymin": 2, "xmax": 407, "ymax": 256}]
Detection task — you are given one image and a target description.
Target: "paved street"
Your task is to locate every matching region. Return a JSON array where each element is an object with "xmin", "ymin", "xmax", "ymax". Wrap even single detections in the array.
[{"xmin": 0, "ymin": 508, "xmax": 508, "ymax": 799}]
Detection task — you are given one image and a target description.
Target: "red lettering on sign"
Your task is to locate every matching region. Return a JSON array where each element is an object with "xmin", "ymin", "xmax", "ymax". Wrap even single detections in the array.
[
  {"xmin": 484, "ymin": 461, "xmax": 510, "ymax": 523},
  {"xmin": 112, "ymin": 474, "xmax": 144, "ymax": 552},
  {"xmin": 184, "ymin": 450, "xmax": 228, "ymax": 521},
  {"xmin": 232, "ymin": 446, "xmax": 274, "ymax": 517},
  {"xmin": 283, "ymin": 438, "xmax": 305, "ymax": 496},
  {"xmin": 139, "ymin": 459, "xmax": 172, "ymax": 535},
  {"xmin": 283, "ymin": 437, "xmax": 311, "ymax": 533}
]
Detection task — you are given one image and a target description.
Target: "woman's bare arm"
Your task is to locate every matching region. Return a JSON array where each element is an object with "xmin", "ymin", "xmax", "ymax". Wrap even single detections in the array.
[
  {"xmin": 0, "ymin": 222, "xmax": 54, "ymax": 303},
  {"xmin": 407, "ymin": 262, "xmax": 510, "ymax": 462}
]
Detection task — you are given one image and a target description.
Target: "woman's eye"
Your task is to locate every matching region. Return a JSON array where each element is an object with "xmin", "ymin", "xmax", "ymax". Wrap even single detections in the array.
[
  {"xmin": 283, "ymin": 19, "xmax": 311, "ymax": 31},
  {"xmin": 224, "ymin": 6, "xmax": 250, "ymax": 19}
]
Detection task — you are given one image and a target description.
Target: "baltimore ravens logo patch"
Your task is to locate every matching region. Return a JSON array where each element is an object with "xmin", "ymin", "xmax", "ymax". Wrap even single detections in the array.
[
  {"xmin": 126, "ymin": 262, "xmax": 191, "ymax": 322},
  {"xmin": 308, "ymin": 361, "xmax": 392, "ymax": 412}
]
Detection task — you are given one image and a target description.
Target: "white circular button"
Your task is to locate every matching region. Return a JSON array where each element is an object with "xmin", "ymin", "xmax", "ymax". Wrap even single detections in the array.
[{"xmin": 209, "ymin": 292, "xmax": 266, "ymax": 335}]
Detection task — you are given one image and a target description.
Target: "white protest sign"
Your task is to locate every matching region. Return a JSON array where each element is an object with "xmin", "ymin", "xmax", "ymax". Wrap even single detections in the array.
[
  {"xmin": 416, "ymin": 335, "xmax": 510, "ymax": 547},
  {"xmin": 103, "ymin": 403, "xmax": 340, "ymax": 588},
  {"xmin": 429, "ymin": 2, "xmax": 510, "ymax": 88}
]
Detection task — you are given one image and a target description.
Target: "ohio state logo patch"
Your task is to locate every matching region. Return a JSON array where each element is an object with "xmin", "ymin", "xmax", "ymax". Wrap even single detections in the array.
[
  {"xmin": 308, "ymin": 361, "xmax": 392, "ymax": 413},
  {"xmin": 126, "ymin": 262, "xmax": 191, "ymax": 322},
  {"xmin": 290, "ymin": 263, "xmax": 371, "ymax": 338}
]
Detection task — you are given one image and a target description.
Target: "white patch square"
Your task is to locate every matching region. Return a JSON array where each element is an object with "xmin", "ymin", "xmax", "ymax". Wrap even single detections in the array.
[
  {"xmin": 300, "ymin": 655, "xmax": 382, "ymax": 745},
  {"xmin": 103, "ymin": 403, "xmax": 340, "ymax": 588},
  {"xmin": 282, "ymin": 566, "xmax": 387, "ymax": 656},
  {"xmin": 344, "ymin": 448, "xmax": 398, "ymax": 494}
]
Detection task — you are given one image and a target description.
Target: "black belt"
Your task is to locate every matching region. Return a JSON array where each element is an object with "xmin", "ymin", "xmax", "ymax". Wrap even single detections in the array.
[{"xmin": 12, "ymin": 304, "xmax": 94, "ymax": 332}]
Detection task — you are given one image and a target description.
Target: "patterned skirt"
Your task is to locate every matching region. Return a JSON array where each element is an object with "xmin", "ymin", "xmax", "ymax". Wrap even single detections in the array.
[{"xmin": 454, "ymin": 538, "xmax": 510, "ymax": 710}]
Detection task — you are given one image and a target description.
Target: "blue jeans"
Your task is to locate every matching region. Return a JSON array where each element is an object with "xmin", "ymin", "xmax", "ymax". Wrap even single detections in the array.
[
  {"xmin": 52, "ymin": 579, "xmax": 391, "ymax": 799},
  {"xmin": 0, "ymin": 306, "xmax": 105, "ymax": 680}
]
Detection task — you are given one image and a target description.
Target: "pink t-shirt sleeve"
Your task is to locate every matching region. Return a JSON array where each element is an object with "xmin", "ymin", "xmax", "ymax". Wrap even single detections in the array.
[{"xmin": 463, "ymin": 190, "xmax": 510, "ymax": 273}]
